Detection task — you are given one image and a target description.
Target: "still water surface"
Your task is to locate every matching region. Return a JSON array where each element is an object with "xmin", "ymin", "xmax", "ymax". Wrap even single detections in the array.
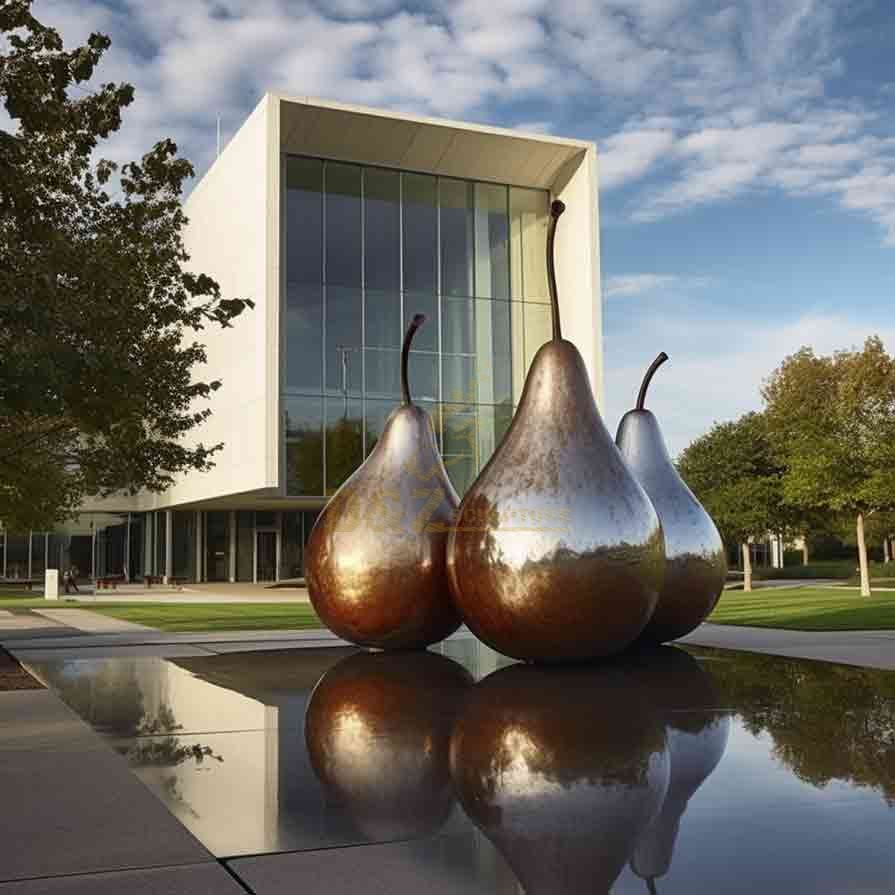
[{"xmin": 25, "ymin": 641, "xmax": 895, "ymax": 893}]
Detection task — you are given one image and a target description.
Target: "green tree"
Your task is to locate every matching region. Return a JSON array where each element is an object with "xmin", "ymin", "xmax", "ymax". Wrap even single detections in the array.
[
  {"xmin": 0, "ymin": 1, "xmax": 252, "ymax": 530},
  {"xmin": 677, "ymin": 412, "xmax": 797, "ymax": 591},
  {"xmin": 762, "ymin": 337, "xmax": 895, "ymax": 596}
]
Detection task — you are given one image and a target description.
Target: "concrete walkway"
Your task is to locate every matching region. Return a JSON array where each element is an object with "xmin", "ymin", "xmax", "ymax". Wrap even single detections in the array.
[
  {"xmin": 681, "ymin": 622, "xmax": 895, "ymax": 670},
  {"xmin": 33, "ymin": 608, "xmax": 157, "ymax": 633}
]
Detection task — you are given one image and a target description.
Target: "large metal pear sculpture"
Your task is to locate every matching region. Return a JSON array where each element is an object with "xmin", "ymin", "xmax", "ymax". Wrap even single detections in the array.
[
  {"xmin": 447, "ymin": 201, "xmax": 665, "ymax": 663},
  {"xmin": 305, "ymin": 651, "xmax": 472, "ymax": 841},
  {"xmin": 450, "ymin": 663, "xmax": 670, "ymax": 894},
  {"xmin": 305, "ymin": 314, "xmax": 462, "ymax": 649},
  {"xmin": 615, "ymin": 355, "xmax": 726, "ymax": 643}
]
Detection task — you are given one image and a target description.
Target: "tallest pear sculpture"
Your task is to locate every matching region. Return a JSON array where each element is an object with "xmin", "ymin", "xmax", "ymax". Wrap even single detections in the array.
[{"xmin": 447, "ymin": 201, "xmax": 665, "ymax": 663}]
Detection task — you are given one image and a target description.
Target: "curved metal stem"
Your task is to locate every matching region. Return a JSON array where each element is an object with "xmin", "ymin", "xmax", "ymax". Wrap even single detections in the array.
[
  {"xmin": 547, "ymin": 199, "xmax": 565, "ymax": 341},
  {"xmin": 401, "ymin": 313, "xmax": 427, "ymax": 405},
  {"xmin": 636, "ymin": 352, "xmax": 669, "ymax": 410}
]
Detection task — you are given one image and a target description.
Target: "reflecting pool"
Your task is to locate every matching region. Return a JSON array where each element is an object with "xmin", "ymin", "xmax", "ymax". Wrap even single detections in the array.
[{"xmin": 24, "ymin": 642, "xmax": 895, "ymax": 893}]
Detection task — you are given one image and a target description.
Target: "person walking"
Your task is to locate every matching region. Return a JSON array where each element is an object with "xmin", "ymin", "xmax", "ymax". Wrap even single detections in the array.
[{"xmin": 68, "ymin": 565, "xmax": 80, "ymax": 594}]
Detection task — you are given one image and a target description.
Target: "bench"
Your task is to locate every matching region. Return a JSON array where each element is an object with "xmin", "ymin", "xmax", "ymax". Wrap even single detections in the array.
[
  {"xmin": 95, "ymin": 576, "xmax": 126, "ymax": 590},
  {"xmin": 0, "ymin": 578, "xmax": 38, "ymax": 591}
]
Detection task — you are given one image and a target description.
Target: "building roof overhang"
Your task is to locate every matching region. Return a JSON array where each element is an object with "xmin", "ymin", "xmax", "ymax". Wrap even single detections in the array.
[{"xmin": 274, "ymin": 92, "xmax": 593, "ymax": 189}]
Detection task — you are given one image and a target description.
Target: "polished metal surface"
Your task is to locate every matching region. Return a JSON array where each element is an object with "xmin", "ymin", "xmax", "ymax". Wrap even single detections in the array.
[
  {"xmin": 616, "ymin": 354, "xmax": 726, "ymax": 643},
  {"xmin": 450, "ymin": 662, "xmax": 671, "ymax": 894},
  {"xmin": 23, "ymin": 644, "xmax": 895, "ymax": 892},
  {"xmin": 447, "ymin": 201, "xmax": 665, "ymax": 662},
  {"xmin": 305, "ymin": 651, "xmax": 472, "ymax": 840},
  {"xmin": 306, "ymin": 314, "xmax": 461, "ymax": 649}
]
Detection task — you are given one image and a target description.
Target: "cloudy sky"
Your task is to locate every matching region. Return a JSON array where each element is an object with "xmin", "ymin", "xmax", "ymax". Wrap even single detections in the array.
[{"xmin": 22, "ymin": 0, "xmax": 895, "ymax": 454}]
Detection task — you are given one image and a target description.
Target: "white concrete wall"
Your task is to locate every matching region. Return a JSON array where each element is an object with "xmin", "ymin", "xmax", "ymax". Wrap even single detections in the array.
[
  {"xmin": 551, "ymin": 145, "xmax": 603, "ymax": 409},
  {"xmin": 154, "ymin": 95, "xmax": 277, "ymax": 508}
]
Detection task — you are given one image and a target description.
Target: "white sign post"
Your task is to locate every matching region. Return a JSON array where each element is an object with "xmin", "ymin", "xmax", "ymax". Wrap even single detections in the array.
[{"xmin": 45, "ymin": 568, "xmax": 59, "ymax": 600}]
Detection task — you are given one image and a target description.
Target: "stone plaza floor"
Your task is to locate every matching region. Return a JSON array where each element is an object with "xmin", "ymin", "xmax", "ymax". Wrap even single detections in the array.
[{"xmin": 2, "ymin": 614, "xmax": 895, "ymax": 892}]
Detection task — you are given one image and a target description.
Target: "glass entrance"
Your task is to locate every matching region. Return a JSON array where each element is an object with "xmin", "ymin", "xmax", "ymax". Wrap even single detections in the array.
[{"xmin": 255, "ymin": 530, "xmax": 278, "ymax": 582}]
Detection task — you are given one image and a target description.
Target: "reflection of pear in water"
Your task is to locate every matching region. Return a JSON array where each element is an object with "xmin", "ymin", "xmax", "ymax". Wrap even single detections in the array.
[
  {"xmin": 616, "ymin": 355, "xmax": 726, "ymax": 644},
  {"xmin": 305, "ymin": 651, "xmax": 472, "ymax": 840},
  {"xmin": 447, "ymin": 201, "xmax": 665, "ymax": 662},
  {"xmin": 306, "ymin": 314, "xmax": 461, "ymax": 649},
  {"xmin": 628, "ymin": 647, "xmax": 730, "ymax": 892},
  {"xmin": 450, "ymin": 663, "xmax": 670, "ymax": 894}
]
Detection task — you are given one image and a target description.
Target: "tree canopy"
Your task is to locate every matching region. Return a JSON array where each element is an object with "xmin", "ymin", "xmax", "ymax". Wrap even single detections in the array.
[
  {"xmin": 0, "ymin": 1, "xmax": 252, "ymax": 530},
  {"xmin": 762, "ymin": 336, "xmax": 895, "ymax": 594}
]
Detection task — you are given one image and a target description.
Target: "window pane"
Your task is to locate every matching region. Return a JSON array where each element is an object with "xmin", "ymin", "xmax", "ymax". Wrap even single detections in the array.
[
  {"xmin": 442, "ymin": 355, "xmax": 476, "ymax": 405},
  {"xmin": 488, "ymin": 299, "xmax": 513, "ymax": 407},
  {"xmin": 403, "ymin": 173, "xmax": 437, "ymax": 292},
  {"xmin": 443, "ymin": 403, "xmax": 477, "ymax": 457},
  {"xmin": 364, "ymin": 168, "xmax": 400, "ymax": 291},
  {"xmin": 325, "ymin": 286, "xmax": 362, "ymax": 396},
  {"xmin": 365, "ymin": 347, "xmax": 401, "ymax": 400},
  {"xmin": 285, "ymin": 157, "xmax": 322, "ymax": 286},
  {"xmin": 446, "ymin": 454, "xmax": 477, "ymax": 498},
  {"xmin": 280, "ymin": 512, "xmax": 302, "ymax": 580},
  {"xmin": 510, "ymin": 186, "xmax": 550, "ymax": 301},
  {"xmin": 6, "ymin": 534, "xmax": 28, "ymax": 578},
  {"xmin": 364, "ymin": 398, "xmax": 394, "ymax": 458},
  {"xmin": 30, "ymin": 533, "xmax": 46, "ymax": 578},
  {"xmin": 236, "ymin": 511, "xmax": 253, "ymax": 582},
  {"xmin": 440, "ymin": 178, "xmax": 474, "ymax": 297},
  {"xmin": 172, "ymin": 512, "xmax": 196, "ymax": 580},
  {"xmin": 404, "ymin": 293, "xmax": 437, "ymax": 353},
  {"xmin": 365, "ymin": 289, "xmax": 401, "ymax": 350},
  {"xmin": 408, "ymin": 352, "xmax": 438, "ymax": 403},
  {"xmin": 326, "ymin": 398, "xmax": 363, "ymax": 494},
  {"xmin": 325, "ymin": 162, "xmax": 361, "ymax": 287},
  {"xmin": 474, "ymin": 183, "xmax": 509, "ymax": 300},
  {"xmin": 443, "ymin": 296, "xmax": 475, "ymax": 357},
  {"xmin": 285, "ymin": 396, "xmax": 324, "ymax": 496},
  {"xmin": 285, "ymin": 284, "xmax": 323, "ymax": 392},
  {"xmin": 205, "ymin": 511, "xmax": 229, "ymax": 582},
  {"xmin": 524, "ymin": 302, "xmax": 553, "ymax": 371}
]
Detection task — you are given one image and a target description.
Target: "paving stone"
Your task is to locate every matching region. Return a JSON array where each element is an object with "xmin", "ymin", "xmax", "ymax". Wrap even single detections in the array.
[
  {"xmin": 0, "ymin": 863, "xmax": 246, "ymax": 894},
  {"xmin": 228, "ymin": 840, "xmax": 502, "ymax": 894},
  {"xmin": 0, "ymin": 690, "xmax": 212, "ymax": 882}
]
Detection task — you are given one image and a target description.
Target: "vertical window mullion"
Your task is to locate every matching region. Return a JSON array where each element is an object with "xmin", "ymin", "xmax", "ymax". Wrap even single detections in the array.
[{"xmin": 321, "ymin": 160, "xmax": 327, "ymax": 492}]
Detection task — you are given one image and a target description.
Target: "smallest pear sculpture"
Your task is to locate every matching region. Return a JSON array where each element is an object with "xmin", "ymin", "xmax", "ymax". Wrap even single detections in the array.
[
  {"xmin": 305, "ymin": 314, "xmax": 462, "ymax": 650},
  {"xmin": 615, "ymin": 354, "xmax": 726, "ymax": 643}
]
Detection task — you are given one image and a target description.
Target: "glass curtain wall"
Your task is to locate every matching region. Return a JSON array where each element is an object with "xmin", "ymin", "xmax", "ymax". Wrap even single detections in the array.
[{"xmin": 283, "ymin": 155, "xmax": 552, "ymax": 497}]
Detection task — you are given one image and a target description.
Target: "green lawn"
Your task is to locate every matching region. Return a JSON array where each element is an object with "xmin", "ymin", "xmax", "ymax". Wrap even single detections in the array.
[
  {"xmin": 0, "ymin": 600, "xmax": 323, "ymax": 631},
  {"xmin": 709, "ymin": 586, "xmax": 895, "ymax": 631},
  {"xmin": 89, "ymin": 602, "xmax": 323, "ymax": 632}
]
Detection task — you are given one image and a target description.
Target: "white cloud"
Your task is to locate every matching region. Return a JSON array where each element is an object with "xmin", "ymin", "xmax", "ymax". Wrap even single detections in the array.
[
  {"xmin": 603, "ymin": 310, "xmax": 895, "ymax": 456},
  {"xmin": 604, "ymin": 273, "xmax": 714, "ymax": 299},
  {"xmin": 13, "ymin": 0, "xmax": 894, "ymax": 246}
]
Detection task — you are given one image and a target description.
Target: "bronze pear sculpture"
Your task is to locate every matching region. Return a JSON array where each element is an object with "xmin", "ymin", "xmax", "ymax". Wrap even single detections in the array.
[
  {"xmin": 447, "ymin": 201, "xmax": 665, "ymax": 662},
  {"xmin": 615, "ymin": 354, "xmax": 726, "ymax": 643},
  {"xmin": 305, "ymin": 651, "xmax": 472, "ymax": 840},
  {"xmin": 305, "ymin": 314, "xmax": 461, "ymax": 649},
  {"xmin": 450, "ymin": 662, "xmax": 670, "ymax": 894},
  {"xmin": 629, "ymin": 648, "xmax": 730, "ymax": 892}
]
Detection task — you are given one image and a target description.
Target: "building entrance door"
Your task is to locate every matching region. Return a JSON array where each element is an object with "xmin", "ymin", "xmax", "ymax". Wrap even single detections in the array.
[{"xmin": 255, "ymin": 530, "xmax": 278, "ymax": 582}]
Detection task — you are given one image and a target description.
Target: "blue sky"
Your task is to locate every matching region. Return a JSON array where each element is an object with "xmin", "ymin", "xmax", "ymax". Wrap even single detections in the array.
[{"xmin": 17, "ymin": 0, "xmax": 895, "ymax": 454}]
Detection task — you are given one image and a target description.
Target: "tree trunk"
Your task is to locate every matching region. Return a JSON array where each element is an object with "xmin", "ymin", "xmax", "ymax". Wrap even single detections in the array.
[
  {"xmin": 885, "ymin": 537, "xmax": 891, "ymax": 565},
  {"xmin": 742, "ymin": 542, "xmax": 753, "ymax": 592},
  {"xmin": 856, "ymin": 513, "xmax": 871, "ymax": 597},
  {"xmin": 802, "ymin": 538, "xmax": 809, "ymax": 565}
]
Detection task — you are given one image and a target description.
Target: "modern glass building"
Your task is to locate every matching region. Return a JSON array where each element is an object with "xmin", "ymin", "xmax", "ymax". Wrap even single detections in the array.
[{"xmin": 3, "ymin": 95, "xmax": 601, "ymax": 585}]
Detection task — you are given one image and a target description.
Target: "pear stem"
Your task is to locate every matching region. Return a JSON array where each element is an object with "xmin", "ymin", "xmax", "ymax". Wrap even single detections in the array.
[
  {"xmin": 547, "ymin": 199, "xmax": 565, "ymax": 341},
  {"xmin": 647, "ymin": 878, "xmax": 658, "ymax": 895},
  {"xmin": 636, "ymin": 352, "xmax": 669, "ymax": 410},
  {"xmin": 401, "ymin": 313, "xmax": 427, "ymax": 405}
]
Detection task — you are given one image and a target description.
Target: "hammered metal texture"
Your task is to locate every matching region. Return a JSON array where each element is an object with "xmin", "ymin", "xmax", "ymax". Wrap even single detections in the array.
[
  {"xmin": 616, "ymin": 409, "xmax": 726, "ymax": 643},
  {"xmin": 450, "ymin": 661, "xmax": 670, "ymax": 895},
  {"xmin": 305, "ymin": 403, "xmax": 461, "ymax": 650},
  {"xmin": 305, "ymin": 651, "xmax": 473, "ymax": 839},
  {"xmin": 447, "ymin": 340, "xmax": 665, "ymax": 663}
]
